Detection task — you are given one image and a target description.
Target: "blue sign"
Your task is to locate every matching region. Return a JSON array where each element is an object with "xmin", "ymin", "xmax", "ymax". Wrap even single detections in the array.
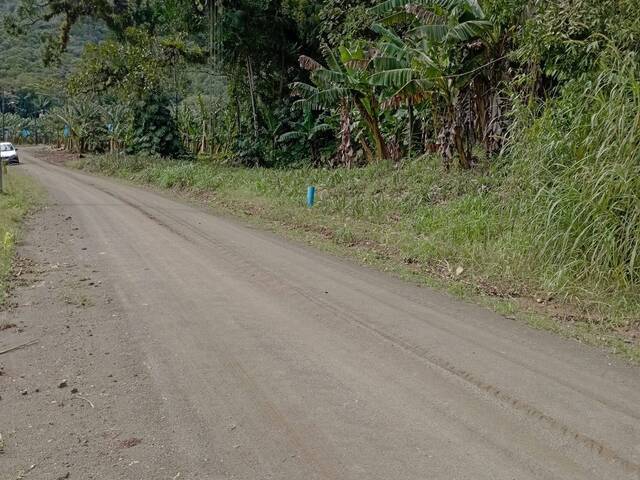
[
  {"xmin": 106, "ymin": 123, "xmax": 113, "ymax": 133},
  {"xmin": 21, "ymin": 128, "xmax": 31, "ymax": 138},
  {"xmin": 63, "ymin": 125, "xmax": 70, "ymax": 138}
]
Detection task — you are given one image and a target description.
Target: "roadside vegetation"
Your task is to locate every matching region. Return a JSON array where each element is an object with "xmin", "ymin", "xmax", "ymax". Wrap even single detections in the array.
[
  {"xmin": 3, "ymin": 0, "xmax": 639, "ymax": 357},
  {"xmin": 0, "ymin": 172, "xmax": 42, "ymax": 303}
]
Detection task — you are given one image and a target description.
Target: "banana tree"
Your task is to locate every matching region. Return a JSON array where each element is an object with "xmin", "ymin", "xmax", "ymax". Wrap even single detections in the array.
[
  {"xmin": 39, "ymin": 112, "xmax": 66, "ymax": 147},
  {"xmin": 2, "ymin": 113, "xmax": 29, "ymax": 143},
  {"xmin": 369, "ymin": 24, "xmax": 433, "ymax": 157},
  {"xmin": 53, "ymin": 99, "xmax": 105, "ymax": 153},
  {"xmin": 101, "ymin": 103, "xmax": 129, "ymax": 154},
  {"xmin": 292, "ymin": 44, "xmax": 391, "ymax": 162},
  {"xmin": 370, "ymin": 0, "xmax": 494, "ymax": 168},
  {"xmin": 278, "ymin": 109, "xmax": 332, "ymax": 165}
]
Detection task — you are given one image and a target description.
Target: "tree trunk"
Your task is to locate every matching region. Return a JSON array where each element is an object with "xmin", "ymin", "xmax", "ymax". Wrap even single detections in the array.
[
  {"xmin": 338, "ymin": 101, "xmax": 355, "ymax": 167},
  {"xmin": 438, "ymin": 101, "xmax": 472, "ymax": 170},
  {"xmin": 453, "ymin": 124, "xmax": 471, "ymax": 169},
  {"xmin": 354, "ymin": 98, "xmax": 389, "ymax": 161},
  {"xmin": 246, "ymin": 57, "xmax": 259, "ymax": 142},
  {"xmin": 234, "ymin": 94, "xmax": 242, "ymax": 135},
  {"xmin": 407, "ymin": 100, "xmax": 414, "ymax": 158},
  {"xmin": 359, "ymin": 137, "xmax": 374, "ymax": 164}
]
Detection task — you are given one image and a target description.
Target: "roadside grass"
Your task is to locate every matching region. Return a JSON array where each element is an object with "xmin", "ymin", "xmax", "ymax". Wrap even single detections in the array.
[
  {"xmin": 71, "ymin": 153, "xmax": 640, "ymax": 362},
  {"xmin": 0, "ymin": 171, "xmax": 43, "ymax": 304}
]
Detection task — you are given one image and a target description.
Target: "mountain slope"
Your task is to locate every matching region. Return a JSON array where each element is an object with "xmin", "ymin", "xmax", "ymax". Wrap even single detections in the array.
[{"xmin": 0, "ymin": 0, "xmax": 106, "ymax": 93}]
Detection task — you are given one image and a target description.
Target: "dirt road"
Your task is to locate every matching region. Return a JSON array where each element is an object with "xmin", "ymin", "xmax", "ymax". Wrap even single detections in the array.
[{"xmin": 2, "ymin": 150, "xmax": 639, "ymax": 479}]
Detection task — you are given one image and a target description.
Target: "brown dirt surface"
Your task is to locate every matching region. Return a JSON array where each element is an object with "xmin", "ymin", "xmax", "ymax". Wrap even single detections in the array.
[{"xmin": 0, "ymin": 195, "xmax": 183, "ymax": 479}]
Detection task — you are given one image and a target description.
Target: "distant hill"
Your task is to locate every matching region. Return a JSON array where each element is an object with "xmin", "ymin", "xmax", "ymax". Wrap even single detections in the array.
[{"xmin": 0, "ymin": 0, "xmax": 107, "ymax": 95}]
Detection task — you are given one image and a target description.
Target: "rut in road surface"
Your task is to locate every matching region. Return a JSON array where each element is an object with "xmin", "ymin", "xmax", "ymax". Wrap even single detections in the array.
[{"xmin": 7, "ymin": 150, "xmax": 640, "ymax": 480}]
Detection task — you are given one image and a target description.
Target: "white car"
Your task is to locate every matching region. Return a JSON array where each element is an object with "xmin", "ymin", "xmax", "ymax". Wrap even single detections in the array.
[{"xmin": 0, "ymin": 142, "xmax": 19, "ymax": 164}]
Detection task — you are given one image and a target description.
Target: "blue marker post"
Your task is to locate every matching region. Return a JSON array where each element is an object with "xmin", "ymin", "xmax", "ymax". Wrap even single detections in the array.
[{"xmin": 307, "ymin": 186, "xmax": 316, "ymax": 208}]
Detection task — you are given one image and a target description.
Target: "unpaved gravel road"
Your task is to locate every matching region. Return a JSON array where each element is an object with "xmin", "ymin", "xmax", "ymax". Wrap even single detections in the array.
[{"xmin": 1, "ymin": 149, "xmax": 639, "ymax": 479}]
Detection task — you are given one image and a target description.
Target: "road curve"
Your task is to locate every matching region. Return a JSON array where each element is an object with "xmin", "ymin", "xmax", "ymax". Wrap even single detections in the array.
[{"xmin": 18, "ymin": 150, "xmax": 640, "ymax": 479}]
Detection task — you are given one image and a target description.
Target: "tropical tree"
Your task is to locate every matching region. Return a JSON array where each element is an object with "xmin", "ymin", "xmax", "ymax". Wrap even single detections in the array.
[
  {"xmin": 101, "ymin": 103, "xmax": 130, "ymax": 154},
  {"xmin": 293, "ymin": 44, "xmax": 390, "ymax": 161},
  {"xmin": 52, "ymin": 98, "xmax": 104, "ymax": 153},
  {"xmin": 278, "ymin": 109, "xmax": 332, "ymax": 165},
  {"xmin": 370, "ymin": 0, "xmax": 494, "ymax": 168},
  {"xmin": 68, "ymin": 28, "xmax": 198, "ymax": 156}
]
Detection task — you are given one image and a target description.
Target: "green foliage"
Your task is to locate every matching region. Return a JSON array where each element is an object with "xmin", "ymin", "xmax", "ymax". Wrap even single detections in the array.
[
  {"xmin": 128, "ymin": 95, "xmax": 183, "ymax": 157},
  {"xmin": 516, "ymin": 0, "xmax": 640, "ymax": 82},
  {"xmin": 69, "ymin": 28, "xmax": 201, "ymax": 99},
  {"xmin": 278, "ymin": 109, "xmax": 333, "ymax": 164},
  {"xmin": 67, "ymin": 28, "xmax": 195, "ymax": 156},
  {"xmin": 294, "ymin": 45, "xmax": 392, "ymax": 162},
  {"xmin": 0, "ymin": 0, "xmax": 105, "ymax": 93},
  {"xmin": 6, "ymin": 0, "xmax": 203, "ymax": 63},
  {"xmin": 318, "ymin": 0, "xmax": 378, "ymax": 48},
  {"xmin": 52, "ymin": 97, "xmax": 105, "ymax": 152},
  {"xmin": 364, "ymin": 0, "xmax": 496, "ymax": 167},
  {"xmin": 507, "ymin": 51, "xmax": 640, "ymax": 288}
]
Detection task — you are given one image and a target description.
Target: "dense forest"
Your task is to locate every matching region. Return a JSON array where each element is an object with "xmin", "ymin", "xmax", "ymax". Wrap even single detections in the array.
[
  {"xmin": 2, "ymin": 0, "xmax": 639, "ymax": 324},
  {"xmin": 0, "ymin": 0, "xmax": 106, "ymax": 142},
  {"xmin": 0, "ymin": 0, "xmax": 104, "ymax": 88},
  {"xmin": 4, "ymin": 0, "xmax": 636, "ymax": 164}
]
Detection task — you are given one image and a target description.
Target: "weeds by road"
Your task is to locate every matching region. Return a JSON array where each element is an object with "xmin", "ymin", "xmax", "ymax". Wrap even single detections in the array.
[
  {"xmin": 68, "ymin": 152, "xmax": 639, "ymax": 362},
  {"xmin": 0, "ymin": 171, "xmax": 43, "ymax": 304}
]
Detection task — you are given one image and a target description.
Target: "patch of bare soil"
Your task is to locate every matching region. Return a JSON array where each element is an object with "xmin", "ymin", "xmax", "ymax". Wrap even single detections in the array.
[
  {"xmin": 0, "ymin": 205, "xmax": 182, "ymax": 479},
  {"xmin": 29, "ymin": 147, "xmax": 81, "ymax": 167}
]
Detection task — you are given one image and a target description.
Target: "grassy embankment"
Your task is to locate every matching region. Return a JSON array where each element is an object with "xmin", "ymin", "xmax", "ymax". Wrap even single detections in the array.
[
  {"xmin": 71, "ymin": 153, "xmax": 640, "ymax": 362},
  {"xmin": 0, "ymin": 170, "xmax": 43, "ymax": 303}
]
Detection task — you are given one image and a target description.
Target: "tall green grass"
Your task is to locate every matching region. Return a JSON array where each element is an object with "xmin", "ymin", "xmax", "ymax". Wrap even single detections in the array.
[{"xmin": 508, "ymin": 52, "xmax": 640, "ymax": 293}]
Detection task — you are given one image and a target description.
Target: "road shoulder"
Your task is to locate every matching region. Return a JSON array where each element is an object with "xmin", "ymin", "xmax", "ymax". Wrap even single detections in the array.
[{"xmin": 0, "ymin": 192, "xmax": 184, "ymax": 479}]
